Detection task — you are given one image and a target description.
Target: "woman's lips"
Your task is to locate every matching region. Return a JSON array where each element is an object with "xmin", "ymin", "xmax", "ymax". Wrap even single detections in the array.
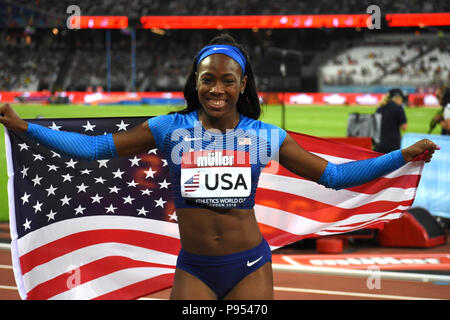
[{"xmin": 207, "ymin": 98, "xmax": 227, "ymax": 109}]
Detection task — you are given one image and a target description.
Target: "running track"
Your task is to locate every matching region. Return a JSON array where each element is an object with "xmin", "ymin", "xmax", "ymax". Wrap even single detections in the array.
[{"xmin": 1, "ymin": 246, "xmax": 449, "ymax": 300}]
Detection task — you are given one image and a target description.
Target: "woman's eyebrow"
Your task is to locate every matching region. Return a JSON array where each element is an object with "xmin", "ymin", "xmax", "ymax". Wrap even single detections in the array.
[{"xmin": 200, "ymin": 72, "xmax": 237, "ymax": 78}]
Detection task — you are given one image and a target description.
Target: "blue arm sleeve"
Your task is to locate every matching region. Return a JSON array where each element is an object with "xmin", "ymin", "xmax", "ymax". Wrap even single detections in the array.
[
  {"xmin": 26, "ymin": 123, "xmax": 118, "ymax": 160},
  {"xmin": 317, "ymin": 150, "xmax": 406, "ymax": 190},
  {"xmin": 147, "ymin": 115, "xmax": 172, "ymax": 151}
]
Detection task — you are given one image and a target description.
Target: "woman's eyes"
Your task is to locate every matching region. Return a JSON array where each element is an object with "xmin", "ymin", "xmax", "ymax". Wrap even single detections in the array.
[{"xmin": 200, "ymin": 78, "xmax": 235, "ymax": 85}]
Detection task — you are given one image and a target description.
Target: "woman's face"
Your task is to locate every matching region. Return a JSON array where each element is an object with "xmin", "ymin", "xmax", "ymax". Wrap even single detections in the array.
[{"xmin": 196, "ymin": 54, "xmax": 247, "ymax": 119}]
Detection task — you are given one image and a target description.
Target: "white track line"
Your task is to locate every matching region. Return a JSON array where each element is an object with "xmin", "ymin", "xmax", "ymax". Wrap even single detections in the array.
[
  {"xmin": 0, "ymin": 243, "xmax": 11, "ymax": 250},
  {"xmin": 0, "ymin": 264, "xmax": 13, "ymax": 270},
  {"xmin": 0, "ymin": 285, "xmax": 439, "ymax": 300},
  {"xmin": 281, "ymin": 256, "xmax": 302, "ymax": 266},
  {"xmin": 0, "ymin": 285, "xmax": 18, "ymax": 291},
  {"xmin": 272, "ymin": 263, "xmax": 450, "ymax": 283},
  {"xmin": 274, "ymin": 286, "xmax": 439, "ymax": 300}
]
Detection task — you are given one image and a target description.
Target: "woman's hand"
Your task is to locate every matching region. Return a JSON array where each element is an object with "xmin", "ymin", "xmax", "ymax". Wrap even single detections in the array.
[
  {"xmin": 402, "ymin": 139, "xmax": 440, "ymax": 163},
  {"xmin": 0, "ymin": 104, "xmax": 28, "ymax": 133}
]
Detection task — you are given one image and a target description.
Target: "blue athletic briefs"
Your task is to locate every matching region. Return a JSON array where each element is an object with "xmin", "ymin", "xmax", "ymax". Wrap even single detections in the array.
[{"xmin": 148, "ymin": 110, "xmax": 287, "ymax": 209}]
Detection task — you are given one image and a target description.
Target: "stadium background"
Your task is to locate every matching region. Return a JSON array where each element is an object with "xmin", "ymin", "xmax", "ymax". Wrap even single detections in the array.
[
  {"xmin": 1, "ymin": 0, "xmax": 450, "ymax": 302},
  {"xmin": 0, "ymin": 2, "xmax": 449, "ymax": 223}
]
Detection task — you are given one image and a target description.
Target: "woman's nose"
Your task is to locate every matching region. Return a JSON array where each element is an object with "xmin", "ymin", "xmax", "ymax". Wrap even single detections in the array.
[{"xmin": 210, "ymin": 82, "xmax": 225, "ymax": 94}]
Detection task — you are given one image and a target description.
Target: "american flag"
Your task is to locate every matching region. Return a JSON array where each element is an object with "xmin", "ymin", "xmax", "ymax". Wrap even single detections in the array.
[
  {"xmin": 183, "ymin": 172, "xmax": 200, "ymax": 193},
  {"xmin": 5, "ymin": 116, "xmax": 424, "ymax": 300}
]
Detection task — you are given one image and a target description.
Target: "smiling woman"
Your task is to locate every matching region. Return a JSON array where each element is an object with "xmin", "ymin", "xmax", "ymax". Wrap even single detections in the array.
[{"xmin": 0, "ymin": 33, "xmax": 439, "ymax": 301}]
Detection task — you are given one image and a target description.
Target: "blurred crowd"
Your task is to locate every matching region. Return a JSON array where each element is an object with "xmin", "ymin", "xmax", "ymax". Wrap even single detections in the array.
[
  {"xmin": 1, "ymin": 0, "xmax": 450, "ymax": 92},
  {"xmin": 321, "ymin": 40, "xmax": 450, "ymax": 88}
]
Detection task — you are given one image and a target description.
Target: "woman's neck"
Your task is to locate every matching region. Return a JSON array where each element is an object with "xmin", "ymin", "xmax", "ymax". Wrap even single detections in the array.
[{"xmin": 198, "ymin": 109, "xmax": 240, "ymax": 133}]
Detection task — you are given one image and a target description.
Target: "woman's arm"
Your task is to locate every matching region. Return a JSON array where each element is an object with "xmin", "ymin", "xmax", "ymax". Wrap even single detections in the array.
[
  {"xmin": 278, "ymin": 133, "xmax": 329, "ymax": 182},
  {"xmin": 279, "ymin": 132, "xmax": 438, "ymax": 190},
  {"xmin": 0, "ymin": 103, "xmax": 156, "ymax": 160}
]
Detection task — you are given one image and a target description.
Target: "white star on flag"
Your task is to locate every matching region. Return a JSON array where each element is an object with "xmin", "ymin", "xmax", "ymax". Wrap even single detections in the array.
[
  {"xmin": 60, "ymin": 195, "xmax": 72, "ymax": 206},
  {"xmin": 21, "ymin": 166, "xmax": 29, "ymax": 178},
  {"xmin": 159, "ymin": 179, "xmax": 171, "ymax": 189},
  {"xmin": 97, "ymin": 160, "xmax": 109, "ymax": 168},
  {"xmin": 94, "ymin": 177, "xmax": 107, "ymax": 184},
  {"xmin": 112, "ymin": 169, "xmax": 125, "ymax": 179},
  {"xmin": 108, "ymin": 186, "xmax": 121, "ymax": 193},
  {"xmin": 74, "ymin": 205, "xmax": 86, "ymax": 215},
  {"xmin": 82, "ymin": 121, "xmax": 96, "ymax": 131},
  {"xmin": 48, "ymin": 122, "xmax": 62, "ymax": 130},
  {"xmin": 32, "ymin": 201, "xmax": 43, "ymax": 213},
  {"xmin": 65, "ymin": 159, "xmax": 78, "ymax": 169},
  {"xmin": 140, "ymin": 189, "xmax": 152, "ymax": 195},
  {"xmin": 129, "ymin": 156, "xmax": 141, "ymax": 167},
  {"xmin": 51, "ymin": 151, "xmax": 61, "ymax": 158},
  {"xmin": 127, "ymin": 180, "xmax": 139, "ymax": 188},
  {"xmin": 80, "ymin": 169, "xmax": 92, "ymax": 175},
  {"xmin": 23, "ymin": 218, "xmax": 31, "ymax": 231},
  {"xmin": 45, "ymin": 185, "xmax": 58, "ymax": 196},
  {"xmin": 32, "ymin": 174, "xmax": 43, "ymax": 186},
  {"xmin": 154, "ymin": 197, "xmax": 166, "ymax": 208},
  {"xmin": 122, "ymin": 195, "xmax": 135, "ymax": 204},
  {"xmin": 168, "ymin": 212, "xmax": 177, "ymax": 221},
  {"xmin": 61, "ymin": 173, "xmax": 74, "ymax": 182},
  {"xmin": 46, "ymin": 210, "xmax": 57, "ymax": 221},
  {"xmin": 116, "ymin": 120, "xmax": 130, "ymax": 131},
  {"xmin": 105, "ymin": 204, "xmax": 117, "ymax": 214},
  {"xmin": 76, "ymin": 183, "xmax": 89, "ymax": 193},
  {"xmin": 21, "ymin": 192, "xmax": 31, "ymax": 204},
  {"xmin": 47, "ymin": 164, "xmax": 59, "ymax": 172},
  {"xmin": 136, "ymin": 206, "xmax": 149, "ymax": 216},
  {"xmin": 91, "ymin": 194, "xmax": 103, "ymax": 204},
  {"xmin": 32, "ymin": 153, "xmax": 44, "ymax": 161},
  {"xmin": 144, "ymin": 167, "xmax": 157, "ymax": 179},
  {"xmin": 18, "ymin": 143, "xmax": 29, "ymax": 151}
]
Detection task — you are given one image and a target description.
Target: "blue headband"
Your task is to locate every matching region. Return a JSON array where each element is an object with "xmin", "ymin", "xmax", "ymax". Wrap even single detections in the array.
[{"xmin": 196, "ymin": 44, "xmax": 246, "ymax": 74}]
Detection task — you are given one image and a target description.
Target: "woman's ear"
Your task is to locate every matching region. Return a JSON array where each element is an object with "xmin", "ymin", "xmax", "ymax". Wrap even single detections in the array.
[{"xmin": 240, "ymin": 75, "xmax": 248, "ymax": 94}]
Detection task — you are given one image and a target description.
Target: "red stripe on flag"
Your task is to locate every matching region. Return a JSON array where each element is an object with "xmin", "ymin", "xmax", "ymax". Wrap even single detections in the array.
[
  {"xmin": 26, "ymin": 256, "xmax": 175, "ymax": 300},
  {"xmin": 20, "ymin": 229, "xmax": 180, "ymax": 275},
  {"xmin": 258, "ymin": 223, "xmax": 301, "ymax": 247},
  {"xmin": 267, "ymin": 169, "xmax": 420, "ymax": 194},
  {"xmin": 288, "ymin": 131, "xmax": 380, "ymax": 160},
  {"xmin": 93, "ymin": 273, "xmax": 174, "ymax": 300},
  {"xmin": 346, "ymin": 174, "xmax": 420, "ymax": 194},
  {"xmin": 256, "ymin": 188, "xmax": 414, "ymax": 223}
]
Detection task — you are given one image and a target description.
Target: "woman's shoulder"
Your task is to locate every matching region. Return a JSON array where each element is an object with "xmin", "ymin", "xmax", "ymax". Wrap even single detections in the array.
[
  {"xmin": 148, "ymin": 110, "xmax": 197, "ymax": 125},
  {"xmin": 239, "ymin": 115, "xmax": 287, "ymax": 144},
  {"xmin": 239, "ymin": 114, "xmax": 282, "ymax": 131}
]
